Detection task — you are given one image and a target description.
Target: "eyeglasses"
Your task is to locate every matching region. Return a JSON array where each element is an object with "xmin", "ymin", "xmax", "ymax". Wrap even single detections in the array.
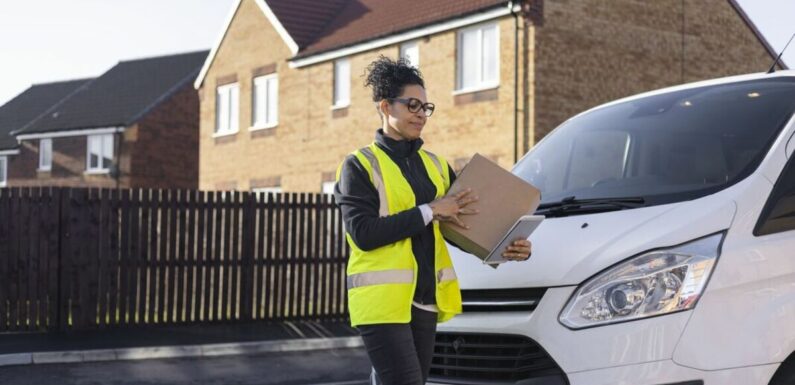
[{"xmin": 389, "ymin": 97, "xmax": 436, "ymax": 117}]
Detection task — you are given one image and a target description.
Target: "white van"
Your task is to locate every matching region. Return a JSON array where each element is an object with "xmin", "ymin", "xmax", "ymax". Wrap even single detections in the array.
[{"xmin": 429, "ymin": 71, "xmax": 795, "ymax": 385}]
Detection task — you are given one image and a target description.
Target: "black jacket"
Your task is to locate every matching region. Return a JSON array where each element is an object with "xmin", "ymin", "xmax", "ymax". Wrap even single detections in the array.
[{"xmin": 334, "ymin": 129, "xmax": 457, "ymax": 306}]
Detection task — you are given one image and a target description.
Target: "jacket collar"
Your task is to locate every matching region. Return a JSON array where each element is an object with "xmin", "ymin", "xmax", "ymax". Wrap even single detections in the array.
[{"xmin": 374, "ymin": 128, "xmax": 423, "ymax": 159}]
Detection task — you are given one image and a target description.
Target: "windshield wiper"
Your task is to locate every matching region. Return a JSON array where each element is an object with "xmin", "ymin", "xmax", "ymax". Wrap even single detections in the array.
[{"xmin": 536, "ymin": 196, "xmax": 646, "ymax": 217}]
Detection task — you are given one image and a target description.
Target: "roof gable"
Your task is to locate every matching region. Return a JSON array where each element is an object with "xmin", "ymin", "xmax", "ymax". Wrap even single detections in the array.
[{"xmin": 194, "ymin": 0, "xmax": 303, "ymax": 89}]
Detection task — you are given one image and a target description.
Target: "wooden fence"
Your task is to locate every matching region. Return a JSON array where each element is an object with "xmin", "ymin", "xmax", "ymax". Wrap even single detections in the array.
[{"xmin": 0, "ymin": 187, "xmax": 350, "ymax": 332}]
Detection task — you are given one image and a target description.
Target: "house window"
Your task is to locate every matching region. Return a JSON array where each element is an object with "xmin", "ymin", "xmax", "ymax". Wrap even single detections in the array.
[
  {"xmin": 39, "ymin": 138, "xmax": 52, "ymax": 171},
  {"xmin": 252, "ymin": 186, "xmax": 282, "ymax": 201},
  {"xmin": 252, "ymin": 186, "xmax": 282, "ymax": 194},
  {"xmin": 333, "ymin": 58, "xmax": 350, "ymax": 108},
  {"xmin": 0, "ymin": 156, "xmax": 7, "ymax": 187},
  {"xmin": 216, "ymin": 83, "xmax": 240, "ymax": 135},
  {"xmin": 321, "ymin": 181, "xmax": 335, "ymax": 195},
  {"xmin": 456, "ymin": 22, "xmax": 499, "ymax": 92},
  {"xmin": 400, "ymin": 41, "xmax": 419, "ymax": 67},
  {"xmin": 87, "ymin": 134, "xmax": 114, "ymax": 172},
  {"xmin": 252, "ymin": 74, "xmax": 278, "ymax": 129}
]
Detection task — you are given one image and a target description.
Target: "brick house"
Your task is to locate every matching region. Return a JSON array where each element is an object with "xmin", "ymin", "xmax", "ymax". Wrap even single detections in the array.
[
  {"xmin": 0, "ymin": 79, "xmax": 91, "ymax": 188},
  {"xmin": 1, "ymin": 50, "xmax": 207, "ymax": 189},
  {"xmin": 194, "ymin": 0, "xmax": 780, "ymax": 193}
]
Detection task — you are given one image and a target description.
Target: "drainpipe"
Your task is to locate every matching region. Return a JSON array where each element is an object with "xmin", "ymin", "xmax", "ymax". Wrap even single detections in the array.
[
  {"xmin": 522, "ymin": 8, "xmax": 531, "ymax": 155},
  {"xmin": 112, "ymin": 129, "xmax": 123, "ymax": 189},
  {"xmin": 510, "ymin": 1, "xmax": 520, "ymax": 164}
]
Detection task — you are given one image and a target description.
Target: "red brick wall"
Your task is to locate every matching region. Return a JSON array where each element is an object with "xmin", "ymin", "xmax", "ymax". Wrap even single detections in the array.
[
  {"xmin": 128, "ymin": 83, "xmax": 199, "ymax": 189},
  {"xmin": 7, "ymin": 136, "xmax": 121, "ymax": 188}
]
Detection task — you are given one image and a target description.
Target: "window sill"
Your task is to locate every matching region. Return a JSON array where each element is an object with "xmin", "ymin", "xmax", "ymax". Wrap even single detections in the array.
[
  {"xmin": 37, "ymin": 168, "xmax": 52, "ymax": 173},
  {"xmin": 84, "ymin": 169, "xmax": 110, "ymax": 175},
  {"xmin": 212, "ymin": 130, "xmax": 239, "ymax": 138},
  {"xmin": 249, "ymin": 124, "xmax": 278, "ymax": 131},
  {"xmin": 452, "ymin": 84, "xmax": 499, "ymax": 96}
]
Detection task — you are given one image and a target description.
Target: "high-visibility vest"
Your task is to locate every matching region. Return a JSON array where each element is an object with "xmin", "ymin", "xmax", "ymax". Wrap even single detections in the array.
[{"xmin": 336, "ymin": 142, "xmax": 462, "ymax": 326}]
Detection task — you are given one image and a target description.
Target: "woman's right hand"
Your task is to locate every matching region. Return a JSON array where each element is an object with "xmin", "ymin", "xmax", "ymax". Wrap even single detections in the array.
[{"xmin": 429, "ymin": 188, "xmax": 479, "ymax": 229}]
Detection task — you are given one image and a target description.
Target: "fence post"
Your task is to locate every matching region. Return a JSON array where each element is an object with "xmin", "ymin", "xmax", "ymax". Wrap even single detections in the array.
[
  {"xmin": 240, "ymin": 192, "xmax": 255, "ymax": 320},
  {"xmin": 56, "ymin": 188, "xmax": 71, "ymax": 331}
]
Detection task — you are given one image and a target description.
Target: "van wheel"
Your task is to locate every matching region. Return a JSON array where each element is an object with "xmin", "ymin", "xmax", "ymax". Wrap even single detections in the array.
[{"xmin": 769, "ymin": 357, "xmax": 795, "ymax": 385}]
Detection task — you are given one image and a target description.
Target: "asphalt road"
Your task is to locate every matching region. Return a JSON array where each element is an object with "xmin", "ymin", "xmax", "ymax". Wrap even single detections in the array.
[{"xmin": 0, "ymin": 347, "xmax": 371, "ymax": 385}]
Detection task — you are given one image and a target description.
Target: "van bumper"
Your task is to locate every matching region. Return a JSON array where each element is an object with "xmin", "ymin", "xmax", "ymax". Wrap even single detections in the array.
[{"xmin": 431, "ymin": 287, "xmax": 777, "ymax": 385}]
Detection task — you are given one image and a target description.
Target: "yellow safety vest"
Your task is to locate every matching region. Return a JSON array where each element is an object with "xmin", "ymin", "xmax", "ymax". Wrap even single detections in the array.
[{"xmin": 336, "ymin": 142, "xmax": 462, "ymax": 326}]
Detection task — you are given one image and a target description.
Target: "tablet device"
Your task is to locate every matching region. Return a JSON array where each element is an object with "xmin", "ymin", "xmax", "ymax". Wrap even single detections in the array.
[{"xmin": 482, "ymin": 215, "xmax": 544, "ymax": 265}]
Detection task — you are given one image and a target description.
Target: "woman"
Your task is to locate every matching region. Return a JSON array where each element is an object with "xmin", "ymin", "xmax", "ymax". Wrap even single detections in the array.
[{"xmin": 334, "ymin": 56, "xmax": 532, "ymax": 385}]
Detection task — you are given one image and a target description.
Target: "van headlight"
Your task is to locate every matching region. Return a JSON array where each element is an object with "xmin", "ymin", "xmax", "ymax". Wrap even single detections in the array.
[{"xmin": 559, "ymin": 232, "xmax": 724, "ymax": 329}]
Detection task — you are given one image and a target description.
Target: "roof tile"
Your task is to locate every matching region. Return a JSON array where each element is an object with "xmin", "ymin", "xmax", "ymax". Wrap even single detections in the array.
[{"xmin": 265, "ymin": 0, "xmax": 508, "ymax": 58}]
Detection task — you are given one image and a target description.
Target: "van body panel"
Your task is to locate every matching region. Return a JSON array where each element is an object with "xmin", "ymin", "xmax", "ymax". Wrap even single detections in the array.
[
  {"xmin": 448, "ymin": 197, "xmax": 736, "ymax": 288},
  {"xmin": 673, "ymin": 174, "xmax": 795, "ymax": 370}
]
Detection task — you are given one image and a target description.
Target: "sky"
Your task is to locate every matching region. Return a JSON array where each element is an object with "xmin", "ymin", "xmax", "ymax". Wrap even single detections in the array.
[
  {"xmin": 0, "ymin": 0, "xmax": 793, "ymax": 106},
  {"xmin": 0, "ymin": 0, "xmax": 237, "ymax": 105}
]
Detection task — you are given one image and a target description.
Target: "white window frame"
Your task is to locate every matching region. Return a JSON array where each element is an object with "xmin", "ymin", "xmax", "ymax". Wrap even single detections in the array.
[
  {"xmin": 332, "ymin": 58, "xmax": 351, "ymax": 108},
  {"xmin": 252, "ymin": 186, "xmax": 282, "ymax": 194},
  {"xmin": 39, "ymin": 138, "xmax": 52, "ymax": 171},
  {"xmin": 455, "ymin": 22, "xmax": 500, "ymax": 94},
  {"xmin": 0, "ymin": 156, "xmax": 7, "ymax": 187},
  {"xmin": 321, "ymin": 181, "xmax": 335, "ymax": 195},
  {"xmin": 86, "ymin": 134, "xmax": 114, "ymax": 173},
  {"xmin": 215, "ymin": 82, "xmax": 240, "ymax": 136},
  {"xmin": 251, "ymin": 74, "xmax": 279, "ymax": 130},
  {"xmin": 400, "ymin": 41, "xmax": 420, "ymax": 68},
  {"xmin": 252, "ymin": 186, "xmax": 282, "ymax": 201}
]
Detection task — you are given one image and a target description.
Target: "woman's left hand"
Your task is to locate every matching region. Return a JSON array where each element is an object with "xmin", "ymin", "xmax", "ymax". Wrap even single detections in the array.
[{"xmin": 502, "ymin": 239, "xmax": 532, "ymax": 261}]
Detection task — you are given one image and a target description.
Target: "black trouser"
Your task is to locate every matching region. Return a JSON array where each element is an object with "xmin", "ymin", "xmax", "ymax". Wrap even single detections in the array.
[{"xmin": 357, "ymin": 306, "xmax": 438, "ymax": 385}]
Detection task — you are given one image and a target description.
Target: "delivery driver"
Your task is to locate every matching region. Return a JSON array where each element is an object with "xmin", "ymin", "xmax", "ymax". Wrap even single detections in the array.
[{"xmin": 334, "ymin": 56, "xmax": 533, "ymax": 385}]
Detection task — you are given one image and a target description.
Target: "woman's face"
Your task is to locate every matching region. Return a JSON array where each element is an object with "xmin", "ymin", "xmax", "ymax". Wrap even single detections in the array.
[{"xmin": 382, "ymin": 84, "xmax": 428, "ymax": 141}]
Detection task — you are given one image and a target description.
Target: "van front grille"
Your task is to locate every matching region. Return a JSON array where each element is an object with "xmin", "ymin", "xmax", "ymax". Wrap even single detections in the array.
[
  {"xmin": 429, "ymin": 333, "xmax": 567, "ymax": 384},
  {"xmin": 461, "ymin": 288, "xmax": 546, "ymax": 312}
]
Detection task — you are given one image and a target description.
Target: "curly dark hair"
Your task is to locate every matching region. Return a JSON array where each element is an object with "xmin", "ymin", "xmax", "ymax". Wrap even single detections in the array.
[{"xmin": 364, "ymin": 55, "xmax": 425, "ymax": 102}]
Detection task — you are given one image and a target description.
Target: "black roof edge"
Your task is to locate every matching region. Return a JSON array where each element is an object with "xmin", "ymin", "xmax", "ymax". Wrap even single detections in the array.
[{"xmin": 116, "ymin": 49, "xmax": 210, "ymax": 65}]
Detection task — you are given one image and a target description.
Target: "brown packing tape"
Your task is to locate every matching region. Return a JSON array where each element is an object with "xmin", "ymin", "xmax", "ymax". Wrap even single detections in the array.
[{"xmin": 440, "ymin": 153, "xmax": 541, "ymax": 263}]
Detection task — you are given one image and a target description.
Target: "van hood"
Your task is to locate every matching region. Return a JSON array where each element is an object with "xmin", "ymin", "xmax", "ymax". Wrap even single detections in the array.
[{"xmin": 448, "ymin": 196, "xmax": 737, "ymax": 289}]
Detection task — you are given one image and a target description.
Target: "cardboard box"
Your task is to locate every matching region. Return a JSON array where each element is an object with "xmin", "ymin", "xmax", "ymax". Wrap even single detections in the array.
[{"xmin": 441, "ymin": 154, "xmax": 541, "ymax": 261}]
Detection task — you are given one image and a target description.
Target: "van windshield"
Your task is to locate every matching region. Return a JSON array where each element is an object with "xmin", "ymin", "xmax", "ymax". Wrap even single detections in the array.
[{"xmin": 514, "ymin": 77, "xmax": 795, "ymax": 210}]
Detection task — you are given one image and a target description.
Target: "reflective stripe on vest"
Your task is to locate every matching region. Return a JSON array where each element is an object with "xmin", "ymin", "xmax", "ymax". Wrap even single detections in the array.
[
  {"xmin": 423, "ymin": 150, "xmax": 446, "ymax": 185},
  {"xmin": 347, "ymin": 269, "xmax": 414, "ymax": 289},
  {"xmin": 358, "ymin": 146, "xmax": 390, "ymax": 217},
  {"xmin": 437, "ymin": 267, "xmax": 457, "ymax": 283}
]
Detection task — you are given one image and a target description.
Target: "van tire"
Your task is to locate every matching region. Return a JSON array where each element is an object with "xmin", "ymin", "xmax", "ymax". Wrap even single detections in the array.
[{"xmin": 769, "ymin": 356, "xmax": 795, "ymax": 385}]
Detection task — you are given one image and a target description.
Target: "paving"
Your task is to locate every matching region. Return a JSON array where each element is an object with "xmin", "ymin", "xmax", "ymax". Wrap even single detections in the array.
[
  {"xmin": 0, "ymin": 346, "xmax": 372, "ymax": 385},
  {"xmin": 0, "ymin": 320, "xmax": 364, "ymax": 368}
]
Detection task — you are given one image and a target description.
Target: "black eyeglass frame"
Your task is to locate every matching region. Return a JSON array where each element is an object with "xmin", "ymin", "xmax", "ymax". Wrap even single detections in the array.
[{"xmin": 389, "ymin": 97, "xmax": 436, "ymax": 117}]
